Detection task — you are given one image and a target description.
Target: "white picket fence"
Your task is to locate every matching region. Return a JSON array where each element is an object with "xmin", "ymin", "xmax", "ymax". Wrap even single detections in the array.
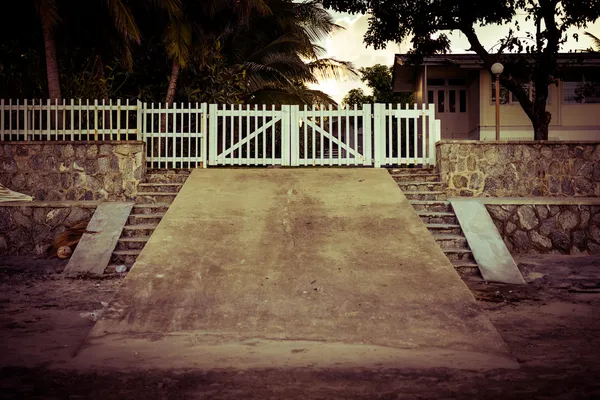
[{"xmin": 0, "ymin": 99, "xmax": 441, "ymax": 168}]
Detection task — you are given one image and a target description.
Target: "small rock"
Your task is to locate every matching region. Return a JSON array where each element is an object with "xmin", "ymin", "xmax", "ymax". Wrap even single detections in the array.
[{"xmin": 517, "ymin": 205, "xmax": 539, "ymax": 231}]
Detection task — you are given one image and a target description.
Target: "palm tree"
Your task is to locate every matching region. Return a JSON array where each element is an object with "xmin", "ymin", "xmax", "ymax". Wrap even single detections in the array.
[
  {"xmin": 33, "ymin": 0, "xmax": 143, "ymax": 101},
  {"xmin": 162, "ymin": 0, "xmax": 272, "ymax": 108},
  {"xmin": 34, "ymin": 0, "xmax": 62, "ymax": 100},
  {"xmin": 226, "ymin": 0, "xmax": 357, "ymax": 104}
]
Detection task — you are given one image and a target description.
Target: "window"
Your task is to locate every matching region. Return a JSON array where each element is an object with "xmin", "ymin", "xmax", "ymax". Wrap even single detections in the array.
[
  {"xmin": 563, "ymin": 80, "xmax": 600, "ymax": 104},
  {"xmin": 491, "ymin": 81, "xmax": 552, "ymax": 105},
  {"xmin": 491, "ymin": 81, "xmax": 510, "ymax": 104},
  {"xmin": 427, "ymin": 78, "xmax": 445, "ymax": 86},
  {"xmin": 448, "ymin": 78, "xmax": 467, "ymax": 86},
  {"xmin": 459, "ymin": 90, "xmax": 467, "ymax": 113},
  {"xmin": 449, "ymin": 90, "xmax": 456, "ymax": 112},
  {"xmin": 438, "ymin": 90, "xmax": 445, "ymax": 113}
]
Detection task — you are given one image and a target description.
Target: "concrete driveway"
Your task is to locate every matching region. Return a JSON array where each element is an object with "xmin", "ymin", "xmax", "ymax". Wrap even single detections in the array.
[{"xmin": 75, "ymin": 169, "xmax": 516, "ymax": 371}]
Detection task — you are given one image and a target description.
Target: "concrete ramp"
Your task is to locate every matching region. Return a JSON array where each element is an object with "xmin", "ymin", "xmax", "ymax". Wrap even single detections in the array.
[
  {"xmin": 63, "ymin": 202, "xmax": 134, "ymax": 276},
  {"xmin": 75, "ymin": 169, "xmax": 516, "ymax": 371},
  {"xmin": 450, "ymin": 199, "xmax": 526, "ymax": 285}
]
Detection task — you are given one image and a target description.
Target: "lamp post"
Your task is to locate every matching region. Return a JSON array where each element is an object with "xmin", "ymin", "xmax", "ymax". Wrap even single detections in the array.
[{"xmin": 491, "ymin": 62, "xmax": 504, "ymax": 141}]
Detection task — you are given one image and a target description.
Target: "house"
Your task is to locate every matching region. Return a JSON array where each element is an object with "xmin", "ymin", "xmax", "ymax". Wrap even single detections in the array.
[{"xmin": 392, "ymin": 53, "xmax": 600, "ymax": 140}]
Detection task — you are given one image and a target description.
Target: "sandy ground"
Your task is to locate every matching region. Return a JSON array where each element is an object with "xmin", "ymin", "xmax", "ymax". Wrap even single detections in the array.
[{"xmin": 1, "ymin": 254, "xmax": 600, "ymax": 399}]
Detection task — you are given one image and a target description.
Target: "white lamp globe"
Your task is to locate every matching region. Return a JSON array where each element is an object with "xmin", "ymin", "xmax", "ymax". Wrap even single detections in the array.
[{"xmin": 491, "ymin": 62, "xmax": 504, "ymax": 75}]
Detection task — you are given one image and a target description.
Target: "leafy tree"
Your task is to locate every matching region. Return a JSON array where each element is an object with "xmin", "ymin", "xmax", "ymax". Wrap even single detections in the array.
[
  {"xmin": 342, "ymin": 64, "xmax": 412, "ymax": 106},
  {"xmin": 323, "ymin": 0, "xmax": 600, "ymax": 140},
  {"xmin": 161, "ymin": 0, "xmax": 272, "ymax": 108},
  {"xmin": 342, "ymin": 88, "xmax": 372, "ymax": 106},
  {"xmin": 224, "ymin": 0, "xmax": 357, "ymax": 105},
  {"xmin": 31, "ymin": 0, "xmax": 142, "ymax": 101}
]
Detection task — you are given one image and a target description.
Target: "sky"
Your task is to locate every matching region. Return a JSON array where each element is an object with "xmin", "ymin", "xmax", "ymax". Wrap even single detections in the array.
[{"xmin": 311, "ymin": 11, "xmax": 600, "ymax": 103}]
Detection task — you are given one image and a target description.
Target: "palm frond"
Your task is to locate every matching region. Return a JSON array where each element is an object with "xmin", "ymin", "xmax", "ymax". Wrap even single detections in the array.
[
  {"xmin": 149, "ymin": 0, "xmax": 183, "ymax": 18},
  {"xmin": 308, "ymin": 58, "xmax": 359, "ymax": 80},
  {"xmin": 246, "ymin": 87, "xmax": 335, "ymax": 105},
  {"xmin": 164, "ymin": 20, "xmax": 193, "ymax": 67},
  {"xmin": 36, "ymin": 0, "xmax": 60, "ymax": 30},
  {"xmin": 106, "ymin": 0, "xmax": 141, "ymax": 44},
  {"xmin": 294, "ymin": 0, "xmax": 342, "ymax": 43},
  {"xmin": 584, "ymin": 32, "xmax": 600, "ymax": 52}
]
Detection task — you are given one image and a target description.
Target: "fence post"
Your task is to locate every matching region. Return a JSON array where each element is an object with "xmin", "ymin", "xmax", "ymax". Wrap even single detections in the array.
[
  {"xmin": 433, "ymin": 119, "xmax": 441, "ymax": 167},
  {"xmin": 427, "ymin": 103, "xmax": 436, "ymax": 167},
  {"xmin": 201, "ymin": 103, "xmax": 208, "ymax": 168},
  {"xmin": 23, "ymin": 99, "xmax": 28, "ymax": 139},
  {"xmin": 281, "ymin": 105, "xmax": 290, "ymax": 166},
  {"xmin": 373, "ymin": 103, "xmax": 383, "ymax": 168},
  {"xmin": 0, "ymin": 99, "xmax": 4, "ymax": 141},
  {"xmin": 289, "ymin": 105, "xmax": 299, "ymax": 166},
  {"xmin": 136, "ymin": 100, "xmax": 143, "ymax": 141},
  {"xmin": 208, "ymin": 104, "xmax": 218, "ymax": 166},
  {"xmin": 363, "ymin": 103, "xmax": 372, "ymax": 166}
]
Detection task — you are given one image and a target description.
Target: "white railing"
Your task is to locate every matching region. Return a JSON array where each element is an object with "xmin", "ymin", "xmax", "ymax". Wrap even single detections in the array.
[
  {"xmin": 208, "ymin": 104, "xmax": 289, "ymax": 166},
  {"xmin": 140, "ymin": 102, "xmax": 207, "ymax": 169},
  {"xmin": 291, "ymin": 104, "xmax": 372, "ymax": 166},
  {"xmin": 374, "ymin": 103, "xmax": 439, "ymax": 168},
  {"xmin": 0, "ymin": 99, "xmax": 441, "ymax": 168},
  {"xmin": 0, "ymin": 99, "xmax": 138, "ymax": 141}
]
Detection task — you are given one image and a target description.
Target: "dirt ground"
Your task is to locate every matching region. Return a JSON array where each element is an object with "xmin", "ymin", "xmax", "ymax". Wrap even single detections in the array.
[{"xmin": 1, "ymin": 255, "xmax": 600, "ymax": 399}]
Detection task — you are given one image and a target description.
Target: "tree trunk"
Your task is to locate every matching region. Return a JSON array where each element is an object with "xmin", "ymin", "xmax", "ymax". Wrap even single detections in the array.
[
  {"xmin": 531, "ymin": 79, "xmax": 551, "ymax": 141},
  {"xmin": 532, "ymin": 114, "xmax": 550, "ymax": 140},
  {"xmin": 161, "ymin": 59, "xmax": 181, "ymax": 133},
  {"xmin": 41, "ymin": 19, "xmax": 61, "ymax": 101},
  {"xmin": 165, "ymin": 59, "xmax": 181, "ymax": 107},
  {"xmin": 94, "ymin": 56, "xmax": 113, "ymax": 134}
]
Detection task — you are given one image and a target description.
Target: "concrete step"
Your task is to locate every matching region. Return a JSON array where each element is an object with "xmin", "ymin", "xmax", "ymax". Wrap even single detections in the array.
[
  {"xmin": 443, "ymin": 248, "xmax": 475, "ymax": 262},
  {"xmin": 138, "ymin": 183, "xmax": 183, "ymax": 193},
  {"xmin": 410, "ymin": 200, "xmax": 452, "ymax": 212},
  {"xmin": 144, "ymin": 173, "xmax": 190, "ymax": 184},
  {"xmin": 111, "ymin": 250, "xmax": 141, "ymax": 266},
  {"xmin": 121, "ymin": 224, "xmax": 158, "ymax": 237},
  {"xmin": 425, "ymin": 223, "xmax": 462, "ymax": 235},
  {"xmin": 132, "ymin": 203, "xmax": 171, "ymax": 215},
  {"xmin": 417, "ymin": 211, "xmax": 458, "ymax": 225},
  {"xmin": 397, "ymin": 181, "xmax": 444, "ymax": 192},
  {"xmin": 452, "ymin": 261, "xmax": 481, "ymax": 277},
  {"xmin": 432, "ymin": 233, "xmax": 468, "ymax": 249},
  {"xmin": 136, "ymin": 192, "xmax": 177, "ymax": 204},
  {"xmin": 128, "ymin": 213, "xmax": 164, "ymax": 225},
  {"xmin": 403, "ymin": 191, "xmax": 447, "ymax": 201},
  {"xmin": 116, "ymin": 236, "xmax": 150, "ymax": 251},
  {"xmin": 388, "ymin": 168, "xmax": 436, "ymax": 175},
  {"xmin": 391, "ymin": 174, "xmax": 440, "ymax": 183}
]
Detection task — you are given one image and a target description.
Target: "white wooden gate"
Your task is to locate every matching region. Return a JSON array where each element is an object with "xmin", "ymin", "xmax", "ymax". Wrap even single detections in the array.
[
  {"xmin": 140, "ymin": 102, "xmax": 207, "ymax": 169},
  {"xmin": 208, "ymin": 104, "xmax": 290, "ymax": 166},
  {"xmin": 373, "ymin": 103, "xmax": 440, "ymax": 167},
  {"xmin": 1, "ymin": 99, "xmax": 441, "ymax": 168},
  {"xmin": 290, "ymin": 104, "xmax": 372, "ymax": 166}
]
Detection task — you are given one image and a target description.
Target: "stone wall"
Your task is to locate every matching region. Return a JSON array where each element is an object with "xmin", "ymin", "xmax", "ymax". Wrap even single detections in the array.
[
  {"xmin": 0, "ymin": 204, "xmax": 96, "ymax": 256},
  {"xmin": 0, "ymin": 141, "xmax": 145, "ymax": 201},
  {"xmin": 436, "ymin": 141, "xmax": 600, "ymax": 197},
  {"xmin": 488, "ymin": 204, "xmax": 600, "ymax": 255}
]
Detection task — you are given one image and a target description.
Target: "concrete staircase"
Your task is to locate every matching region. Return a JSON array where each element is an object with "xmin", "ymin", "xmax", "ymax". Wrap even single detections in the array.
[
  {"xmin": 107, "ymin": 170, "xmax": 190, "ymax": 272},
  {"xmin": 388, "ymin": 167, "xmax": 480, "ymax": 277}
]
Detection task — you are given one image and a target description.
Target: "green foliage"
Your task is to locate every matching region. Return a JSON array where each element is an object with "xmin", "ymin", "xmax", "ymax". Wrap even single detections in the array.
[
  {"xmin": 0, "ymin": 0, "xmax": 355, "ymax": 106},
  {"xmin": 183, "ymin": 50, "xmax": 246, "ymax": 104},
  {"xmin": 342, "ymin": 64, "xmax": 413, "ymax": 107},
  {"xmin": 342, "ymin": 88, "xmax": 372, "ymax": 106}
]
